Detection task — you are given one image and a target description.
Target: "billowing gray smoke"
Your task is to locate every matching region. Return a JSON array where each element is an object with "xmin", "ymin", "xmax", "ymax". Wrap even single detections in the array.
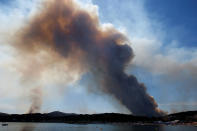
[{"xmin": 14, "ymin": 0, "xmax": 165, "ymax": 116}]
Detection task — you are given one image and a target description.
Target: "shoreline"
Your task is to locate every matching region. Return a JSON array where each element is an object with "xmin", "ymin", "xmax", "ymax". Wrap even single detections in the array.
[{"xmin": 1, "ymin": 111, "xmax": 197, "ymax": 126}]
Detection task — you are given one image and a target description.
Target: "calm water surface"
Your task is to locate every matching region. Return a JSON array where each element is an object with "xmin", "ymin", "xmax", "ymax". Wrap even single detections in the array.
[{"xmin": 0, "ymin": 122, "xmax": 196, "ymax": 131}]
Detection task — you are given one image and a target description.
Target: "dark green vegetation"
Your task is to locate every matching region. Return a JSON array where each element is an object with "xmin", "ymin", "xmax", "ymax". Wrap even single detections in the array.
[{"xmin": 0, "ymin": 111, "xmax": 196, "ymax": 124}]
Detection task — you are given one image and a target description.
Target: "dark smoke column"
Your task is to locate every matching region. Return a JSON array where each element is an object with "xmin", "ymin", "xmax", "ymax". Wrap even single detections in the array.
[
  {"xmin": 15, "ymin": 0, "xmax": 165, "ymax": 116},
  {"xmin": 90, "ymin": 41, "xmax": 164, "ymax": 117}
]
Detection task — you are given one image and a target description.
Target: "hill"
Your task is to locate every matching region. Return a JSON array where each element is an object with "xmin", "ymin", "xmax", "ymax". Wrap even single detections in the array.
[{"xmin": 0, "ymin": 111, "xmax": 196, "ymax": 124}]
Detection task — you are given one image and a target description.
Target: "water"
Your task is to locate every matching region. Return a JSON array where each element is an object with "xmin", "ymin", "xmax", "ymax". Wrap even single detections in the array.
[{"xmin": 0, "ymin": 122, "xmax": 196, "ymax": 131}]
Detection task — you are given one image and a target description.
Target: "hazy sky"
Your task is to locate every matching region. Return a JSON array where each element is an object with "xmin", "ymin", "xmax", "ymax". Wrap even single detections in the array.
[{"xmin": 0, "ymin": 0, "xmax": 197, "ymax": 114}]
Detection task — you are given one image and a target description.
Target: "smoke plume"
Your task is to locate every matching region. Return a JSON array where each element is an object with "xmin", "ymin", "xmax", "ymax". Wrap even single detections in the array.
[
  {"xmin": 13, "ymin": 0, "xmax": 165, "ymax": 116},
  {"xmin": 28, "ymin": 87, "xmax": 43, "ymax": 113}
]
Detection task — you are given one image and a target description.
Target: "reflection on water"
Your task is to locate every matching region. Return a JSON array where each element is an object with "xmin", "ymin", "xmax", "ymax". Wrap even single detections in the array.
[{"xmin": 0, "ymin": 122, "xmax": 196, "ymax": 131}]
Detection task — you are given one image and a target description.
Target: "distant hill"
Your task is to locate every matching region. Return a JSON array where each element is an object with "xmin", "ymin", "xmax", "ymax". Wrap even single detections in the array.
[
  {"xmin": 0, "ymin": 111, "xmax": 196, "ymax": 124},
  {"xmin": 46, "ymin": 111, "xmax": 77, "ymax": 117},
  {"xmin": 169, "ymin": 111, "xmax": 197, "ymax": 117},
  {"xmin": 164, "ymin": 111, "xmax": 197, "ymax": 122},
  {"xmin": 0, "ymin": 112, "xmax": 8, "ymax": 116}
]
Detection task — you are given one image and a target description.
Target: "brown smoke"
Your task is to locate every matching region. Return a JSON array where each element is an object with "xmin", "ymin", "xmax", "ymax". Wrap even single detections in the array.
[
  {"xmin": 13, "ymin": 0, "xmax": 165, "ymax": 116},
  {"xmin": 28, "ymin": 87, "xmax": 43, "ymax": 114}
]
